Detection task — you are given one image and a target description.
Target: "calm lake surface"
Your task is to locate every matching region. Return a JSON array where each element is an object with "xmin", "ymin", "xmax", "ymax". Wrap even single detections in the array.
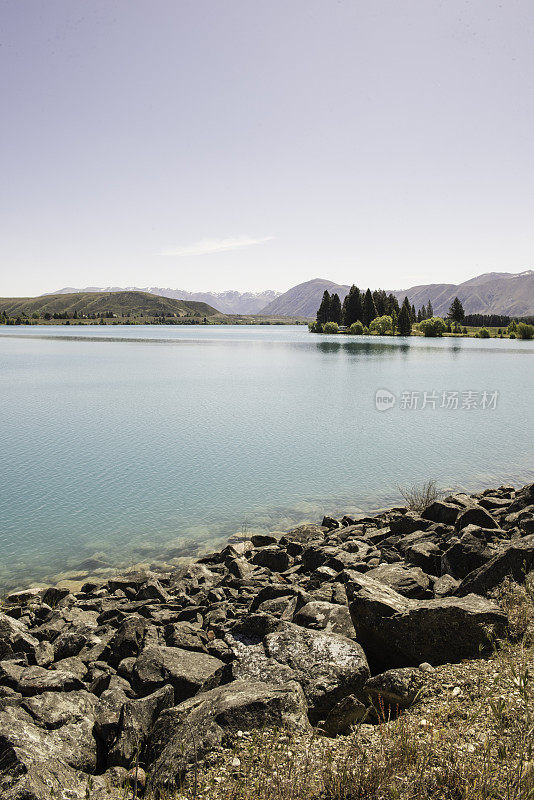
[{"xmin": 1, "ymin": 325, "xmax": 533, "ymax": 588}]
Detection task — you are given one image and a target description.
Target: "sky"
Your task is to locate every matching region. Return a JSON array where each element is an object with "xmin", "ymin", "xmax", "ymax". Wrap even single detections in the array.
[{"xmin": 1, "ymin": 0, "xmax": 534, "ymax": 296}]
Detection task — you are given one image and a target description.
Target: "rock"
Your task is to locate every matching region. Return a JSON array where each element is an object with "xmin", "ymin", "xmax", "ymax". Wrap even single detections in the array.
[
  {"xmin": 433, "ymin": 574, "xmax": 460, "ymax": 597},
  {"xmin": 321, "ymin": 694, "xmax": 368, "ymax": 735},
  {"xmin": 366, "ymin": 563, "xmax": 431, "ymax": 599},
  {"xmin": 127, "ymin": 765, "xmax": 147, "ymax": 793},
  {"xmin": 251, "ymin": 547, "xmax": 291, "ymax": 573},
  {"xmin": 455, "ymin": 506, "xmax": 498, "ymax": 531},
  {"xmin": 132, "ymin": 645, "xmax": 223, "ymax": 701},
  {"xmin": 441, "ymin": 532, "xmax": 495, "ymax": 579},
  {"xmin": 22, "ymin": 690, "xmax": 97, "ymax": 728},
  {"xmin": 457, "ymin": 535, "xmax": 534, "ymax": 596},
  {"xmin": 148, "ymin": 681, "xmax": 311, "ymax": 790},
  {"xmin": 262, "ymin": 624, "xmax": 369, "ymax": 721},
  {"xmin": 0, "ymin": 613, "xmax": 39, "ymax": 661},
  {"xmin": 106, "ymin": 616, "xmax": 146, "ymax": 666},
  {"xmin": 422, "ymin": 501, "xmax": 460, "ymax": 525},
  {"xmin": 403, "ymin": 540, "xmax": 442, "ymax": 575},
  {"xmin": 389, "ymin": 513, "xmax": 429, "ymax": 535},
  {"xmin": 15, "ymin": 665, "xmax": 85, "ymax": 696},
  {"xmin": 293, "ymin": 601, "xmax": 356, "ymax": 639},
  {"xmin": 364, "ymin": 667, "xmax": 424, "ymax": 709},
  {"xmin": 345, "ymin": 572, "xmax": 507, "ymax": 670},
  {"xmin": 108, "ymin": 684, "xmax": 174, "ymax": 767}
]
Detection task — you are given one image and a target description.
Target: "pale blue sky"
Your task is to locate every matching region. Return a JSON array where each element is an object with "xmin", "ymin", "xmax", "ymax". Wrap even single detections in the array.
[{"xmin": 1, "ymin": 0, "xmax": 533, "ymax": 295}]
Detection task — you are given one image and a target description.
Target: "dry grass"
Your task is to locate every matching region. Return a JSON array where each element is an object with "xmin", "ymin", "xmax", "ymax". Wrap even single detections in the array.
[{"xmin": 398, "ymin": 480, "xmax": 442, "ymax": 513}]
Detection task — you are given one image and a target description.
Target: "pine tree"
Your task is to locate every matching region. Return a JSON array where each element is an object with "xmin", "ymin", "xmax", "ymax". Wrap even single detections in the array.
[
  {"xmin": 398, "ymin": 304, "xmax": 412, "ymax": 336},
  {"xmin": 316, "ymin": 290, "xmax": 331, "ymax": 324},
  {"xmin": 373, "ymin": 289, "xmax": 387, "ymax": 317},
  {"xmin": 342, "ymin": 285, "xmax": 363, "ymax": 326},
  {"xmin": 427, "ymin": 300, "xmax": 433, "ymax": 318},
  {"xmin": 417, "ymin": 308, "xmax": 423, "ymax": 323},
  {"xmin": 362, "ymin": 288, "xmax": 377, "ymax": 327},
  {"xmin": 330, "ymin": 293, "xmax": 342, "ymax": 324},
  {"xmin": 448, "ymin": 296, "xmax": 465, "ymax": 324},
  {"xmin": 387, "ymin": 293, "xmax": 400, "ymax": 316},
  {"xmin": 411, "ymin": 304, "xmax": 416, "ymax": 322}
]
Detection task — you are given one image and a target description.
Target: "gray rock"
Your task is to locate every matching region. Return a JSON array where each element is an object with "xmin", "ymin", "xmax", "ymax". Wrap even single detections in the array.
[
  {"xmin": 293, "ymin": 601, "xmax": 356, "ymax": 639},
  {"xmin": 366, "ymin": 563, "xmax": 431, "ymax": 599},
  {"xmin": 148, "ymin": 681, "xmax": 311, "ymax": 790},
  {"xmin": 132, "ymin": 644, "xmax": 223, "ymax": 701},
  {"xmin": 441, "ymin": 532, "xmax": 495, "ymax": 579},
  {"xmin": 15, "ymin": 665, "xmax": 85, "ymax": 696},
  {"xmin": 22, "ymin": 690, "xmax": 97, "ymax": 728},
  {"xmin": 457, "ymin": 535, "xmax": 534, "ymax": 596},
  {"xmin": 455, "ymin": 506, "xmax": 498, "ymax": 531},
  {"xmin": 422, "ymin": 501, "xmax": 460, "ymax": 525},
  {"xmin": 108, "ymin": 684, "xmax": 174, "ymax": 767},
  {"xmin": 0, "ymin": 613, "xmax": 39, "ymax": 661},
  {"xmin": 433, "ymin": 574, "xmax": 460, "ymax": 597},
  {"xmin": 321, "ymin": 694, "xmax": 368, "ymax": 736},
  {"xmin": 106, "ymin": 616, "xmax": 146, "ymax": 666},
  {"xmin": 345, "ymin": 572, "xmax": 507, "ymax": 670},
  {"xmin": 364, "ymin": 667, "xmax": 424, "ymax": 709}
]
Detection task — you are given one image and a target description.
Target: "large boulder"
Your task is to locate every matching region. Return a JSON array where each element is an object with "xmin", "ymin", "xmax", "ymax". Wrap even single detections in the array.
[
  {"xmin": 148, "ymin": 681, "xmax": 311, "ymax": 791},
  {"xmin": 457, "ymin": 535, "xmax": 534, "ymax": 596},
  {"xmin": 108, "ymin": 684, "xmax": 174, "ymax": 767},
  {"xmin": 226, "ymin": 621, "xmax": 369, "ymax": 722},
  {"xmin": 292, "ymin": 601, "xmax": 356, "ymax": 638},
  {"xmin": 441, "ymin": 531, "xmax": 496, "ymax": 579},
  {"xmin": 364, "ymin": 667, "xmax": 425, "ymax": 710},
  {"xmin": 0, "ymin": 706, "xmax": 98, "ymax": 799},
  {"xmin": 132, "ymin": 645, "xmax": 223, "ymax": 701},
  {"xmin": 344, "ymin": 572, "xmax": 507, "ymax": 670},
  {"xmin": 365, "ymin": 563, "xmax": 431, "ymax": 599},
  {"xmin": 455, "ymin": 506, "xmax": 498, "ymax": 531},
  {"xmin": 422, "ymin": 501, "xmax": 460, "ymax": 525},
  {"xmin": 0, "ymin": 613, "xmax": 39, "ymax": 661}
]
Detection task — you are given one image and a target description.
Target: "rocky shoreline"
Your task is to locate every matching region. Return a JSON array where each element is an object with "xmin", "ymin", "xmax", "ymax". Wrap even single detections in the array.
[{"xmin": 1, "ymin": 481, "xmax": 534, "ymax": 799}]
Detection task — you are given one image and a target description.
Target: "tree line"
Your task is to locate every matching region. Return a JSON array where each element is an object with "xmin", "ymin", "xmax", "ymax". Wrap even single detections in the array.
[{"xmin": 315, "ymin": 286, "xmax": 436, "ymax": 335}]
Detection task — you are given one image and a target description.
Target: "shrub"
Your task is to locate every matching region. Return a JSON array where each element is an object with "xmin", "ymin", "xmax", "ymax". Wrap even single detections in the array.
[
  {"xmin": 308, "ymin": 321, "xmax": 323, "ymax": 333},
  {"xmin": 508, "ymin": 320, "xmax": 518, "ymax": 333},
  {"xmin": 517, "ymin": 323, "xmax": 534, "ymax": 340},
  {"xmin": 462, "ymin": 326, "xmax": 468, "ymax": 334},
  {"xmin": 477, "ymin": 328, "xmax": 490, "ymax": 338},
  {"xmin": 510, "ymin": 332, "xmax": 516, "ymax": 339},
  {"xmin": 349, "ymin": 321, "xmax": 364, "ymax": 335},
  {"xmin": 369, "ymin": 315, "xmax": 393, "ymax": 335},
  {"xmin": 418, "ymin": 317, "xmax": 446, "ymax": 337},
  {"xmin": 323, "ymin": 321, "xmax": 339, "ymax": 334},
  {"xmin": 398, "ymin": 480, "xmax": 442, "ymax": 513}
]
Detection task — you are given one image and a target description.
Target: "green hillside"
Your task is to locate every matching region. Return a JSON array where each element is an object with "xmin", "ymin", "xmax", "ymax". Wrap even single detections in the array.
[{"xmin": 0, "ymin": 291, "xmax": 218, "ymax": 319}]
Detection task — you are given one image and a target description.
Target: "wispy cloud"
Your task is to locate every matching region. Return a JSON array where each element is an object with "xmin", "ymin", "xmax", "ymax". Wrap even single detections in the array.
[{"xmin": 159, "ymin": 235, "xmax": 273, "ymax": 257}]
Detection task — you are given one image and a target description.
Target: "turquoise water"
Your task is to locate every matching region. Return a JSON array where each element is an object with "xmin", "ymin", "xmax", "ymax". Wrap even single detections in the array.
[{"xmin": 1, "ymin": 325, "xmax": 533, "ymax": 588}]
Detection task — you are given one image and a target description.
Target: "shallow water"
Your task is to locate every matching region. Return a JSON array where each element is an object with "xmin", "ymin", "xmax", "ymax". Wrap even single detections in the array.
[{"xmin": 1, "ymin": 325, "xmax": 533, "ymax": 588}]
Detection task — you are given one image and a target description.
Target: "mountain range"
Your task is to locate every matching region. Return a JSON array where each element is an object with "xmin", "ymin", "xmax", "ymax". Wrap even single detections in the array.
[
  {"xmin": 50, "ymin": 269, "xmax": 534, "ymax": 318},
  {"xmin": 261, "ymin": 270, "xmax": 534, "ymax": 318},
  {"xmin": 52, "ymin": 286, "xmax": 280, "ymax": 315}
]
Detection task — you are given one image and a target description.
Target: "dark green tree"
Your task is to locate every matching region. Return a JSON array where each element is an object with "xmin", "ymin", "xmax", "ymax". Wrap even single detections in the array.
[
  {"xmin": 411, "ymin": 304, "xmax": 416, "ymax": 322},
  {"xmin": 330, "ymin": 293, "xmax": 342, "ymax": 324},
  {"xmin": 316, "ymin": 290, "xmax": 331, "ymax": 324},
  {"xmin": 426, "ymin": 300, "xmax": 433, "ymax": 318},
  {"xmin": 342, "ymin": 285, "xmax": 363, "ymax": 326},
  {"xmin": 397, "ymin": 303, "xmax": 412, "ymax": 335},
  {"xmin": 448, "ymin": 296, "xmax": 465, "ymax": 324},
  {"xmin": 362, "ymin": 288, "xmax": 377, "ymax": 327}
]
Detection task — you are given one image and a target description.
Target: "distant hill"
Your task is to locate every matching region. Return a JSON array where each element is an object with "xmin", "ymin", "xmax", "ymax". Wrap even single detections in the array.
[
  {"xmin": 51, "ymin": 286, "xmax": 280, "ymax": 315},
  {"xmin": 391, "ymin": 270, "xmax": 534, "ymax": 317},
  {"xmin": 259, "ymin": 278, "xmax": 351, "ymax": 317},
  {"xmin": 257, "ymin": 270, "xmax": 534, "ymax": 318},
  {"xmin": 0, "ymin": 291, "xmax": 218, "ymax": 318}
]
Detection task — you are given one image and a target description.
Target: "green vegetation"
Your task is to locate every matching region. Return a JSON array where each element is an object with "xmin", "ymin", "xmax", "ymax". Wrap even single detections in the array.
[
  {"xmin": 323, "ymin": 321, "xmax": 339, "ymax": 333},
  {"xmin": 477, "ymin": 328, "xmax": 490, "ymax": 338},
  {"xmin": 517, "ymin": 322, "xmax": 534, "ymax": 340},
  {"xmin": 418, "ymin": 317, "xmax": 446, "ymax": 337},
  {"xmin": 0, "ymin": 292, "xmax": 311, "ymax": 327},
  {"xmin": 349, "ymin": 320, "xmax": 364, "ymax": 335},
  {"xmin": 369, "ymin": 315, "xmax": 393, "ymax": 335}
]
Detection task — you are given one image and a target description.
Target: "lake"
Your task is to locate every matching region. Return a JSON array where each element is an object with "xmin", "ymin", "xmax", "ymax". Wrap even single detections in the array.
[{"xmin": 1, "ymin": 324, "xmax": 533, "ymax": 589}]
